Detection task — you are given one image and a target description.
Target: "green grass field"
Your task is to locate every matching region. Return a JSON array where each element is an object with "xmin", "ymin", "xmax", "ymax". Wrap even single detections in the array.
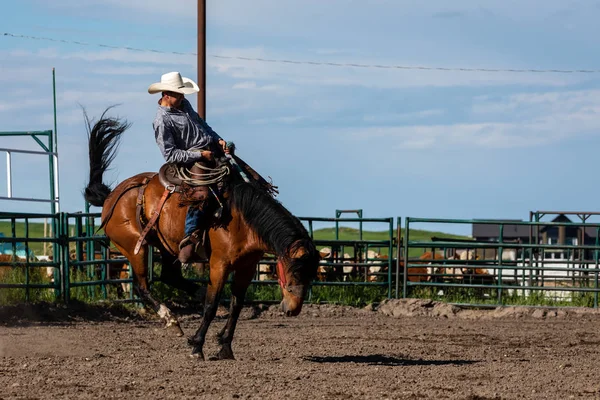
[
  {"xmin": 0, "ymin": 219, "xmax": 103, "ymax": 256},
  {"xmin": 310, "ymin": 226, "xmax": 470, "ymax": 257}
]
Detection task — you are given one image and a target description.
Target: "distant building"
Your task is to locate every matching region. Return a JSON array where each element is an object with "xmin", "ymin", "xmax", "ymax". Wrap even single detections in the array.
[{"xmin": 472, "ymin": 214, "xmax": 598, "ymax": 261}]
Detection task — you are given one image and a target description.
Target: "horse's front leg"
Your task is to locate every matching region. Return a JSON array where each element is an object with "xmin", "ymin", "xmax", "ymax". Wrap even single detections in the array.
[
  {"xmin": 213, "ymin": 264, "xmax": 256, "ymax": 360},
  {"xmin": 188, "ymin": 261, "xmax": 229, "ymax": 360}
]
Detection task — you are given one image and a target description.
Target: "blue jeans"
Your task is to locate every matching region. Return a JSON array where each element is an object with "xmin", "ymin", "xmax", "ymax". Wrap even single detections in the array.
[{"xmin": 184, "ymin": 208, "xmax": 204, "ymax": 237}]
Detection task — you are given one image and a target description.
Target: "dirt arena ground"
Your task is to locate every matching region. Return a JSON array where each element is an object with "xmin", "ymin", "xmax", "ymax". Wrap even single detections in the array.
[{"xmin": 2, "ymin": 299, "xmax": 600, "ymax": 400}]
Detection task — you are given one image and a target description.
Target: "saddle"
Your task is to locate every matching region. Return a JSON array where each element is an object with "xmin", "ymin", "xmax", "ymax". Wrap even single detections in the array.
[
  {"xmin": 158, "ymin": 162, "xmax": 212, "ymax": 205},
  {"xmin": 133, "ymin": 162, "xmax": 222, "ymax": 255},
  {"xmin": 158, "ymin": 163, "xmax": 184, "ymax": 189}
]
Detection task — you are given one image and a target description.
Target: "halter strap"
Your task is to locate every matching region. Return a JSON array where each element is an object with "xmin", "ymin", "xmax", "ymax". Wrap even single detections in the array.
[{"xmin": 276, "ymin": 259, "xmax": 306, "ymax": 298}]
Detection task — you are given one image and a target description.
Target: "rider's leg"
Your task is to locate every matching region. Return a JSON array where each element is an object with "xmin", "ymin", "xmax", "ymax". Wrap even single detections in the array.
[{"xmin": 179, "ymin": 207, "xmax": 207, "ymax": 263}]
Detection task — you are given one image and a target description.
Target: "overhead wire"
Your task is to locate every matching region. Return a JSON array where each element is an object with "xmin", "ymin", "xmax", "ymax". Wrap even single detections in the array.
[{"xmin": 3, "ymin": 32, "xmax": 600, "ymax": 74}]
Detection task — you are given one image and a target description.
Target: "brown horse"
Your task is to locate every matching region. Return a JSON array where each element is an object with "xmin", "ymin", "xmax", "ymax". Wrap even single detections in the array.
[{"xmin": 83, "ymin": 112, "xmax": 319, "ymax": 360}]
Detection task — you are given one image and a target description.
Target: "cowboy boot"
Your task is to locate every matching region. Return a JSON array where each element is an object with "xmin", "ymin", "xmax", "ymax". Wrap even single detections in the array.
[{"xmin": 178, "ymin": 229, "xmax": 208, "ymax": 264}]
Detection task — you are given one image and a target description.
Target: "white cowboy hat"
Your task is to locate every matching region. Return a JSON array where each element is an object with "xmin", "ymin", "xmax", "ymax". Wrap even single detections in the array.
[{"xmin": 147, "ymin": 72, "xmax": 199, "ymax": 95}]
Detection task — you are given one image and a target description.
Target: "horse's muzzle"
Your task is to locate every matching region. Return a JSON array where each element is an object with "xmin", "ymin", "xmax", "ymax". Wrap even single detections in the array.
[{"xmin": 280, "ymin": 291, "xmax": 304, "ymax": 317}]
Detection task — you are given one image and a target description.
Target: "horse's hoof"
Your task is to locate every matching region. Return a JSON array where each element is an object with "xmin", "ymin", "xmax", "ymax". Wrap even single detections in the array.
[
  {"xmin": 189, "ymin": 348, "xmax": 204, "ymax": 361},
  {"xmin": 166, "ymin": 322, "xmax": 184, "ymax": 337},
  {"xmin": 215, "ymin": 347, "xmax": 235, "ymax": 360}
]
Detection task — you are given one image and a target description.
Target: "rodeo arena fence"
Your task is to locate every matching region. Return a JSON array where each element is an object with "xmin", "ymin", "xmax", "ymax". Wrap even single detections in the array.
[{"xmin": 5, "ymin": 208, "xmax": 600, "ymax": 308}]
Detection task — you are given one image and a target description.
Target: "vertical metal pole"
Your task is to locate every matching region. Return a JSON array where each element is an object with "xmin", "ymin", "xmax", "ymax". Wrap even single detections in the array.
[
  {"xmin": 403, "ymin": 218, "xmax": 409, "ymax": 298},
  {"xmin": 101, "ymin": 243, "xmax": 107, "ymax": 300},
  {"xmin": 395, "ymin": 217, "xmax": 401, "ymax": 299},
  {"xmin": 358, "ymin": 210, "xmax": 363, "ymax": 241},
  {"xmin": 52, "ymin": 69, "xmax": 61, "ymax": 301},
  {"xmin": 335, "ymin": 210, "xmax": 340, "ymax": 240},
  {"xmin": 51, "ymin": 68, "xmax": 59, "ymax": 213},
  {"xmin": 6, "ymin": 151, "xmax": 12, "ymax": 198},
  {"xmin": 497, "ymin": 224, "xmax": 504, "ymax": 305},
  {"xmin": 197, "ymin": 0, "xmax": 206, "ymax": 119},
  {"xmin": 25, "ymin": 218, "xmax": 30, "ymax": 302},
  {"xmin": 594, "ymin": 227, "xmax": 599, "ymax": 308},
  {"xmin": 62, "ymin": 213, "xmax": 70, "ymax": 303},
  {"xmin": 11, "ymin": 218, "xmax": 16, "ymax": 259},
  {"xmin": 387, "ymin": 217, "xmax": 393, "ymax": 299}
]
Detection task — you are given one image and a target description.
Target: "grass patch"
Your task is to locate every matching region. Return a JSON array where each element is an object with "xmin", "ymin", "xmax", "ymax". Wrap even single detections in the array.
[
  {"xmin": 0, "ymin": 266, "xmax": 56, "ymax": 304},
  {"xmin": 404, "ymin": 283, "xmax": 600, "ymax": 308}
]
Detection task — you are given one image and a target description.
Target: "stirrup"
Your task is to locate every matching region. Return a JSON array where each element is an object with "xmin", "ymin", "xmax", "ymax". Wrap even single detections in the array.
[
  {"xmin": 179, "ymin": 230, "xmax": 207, "ymax": 262},
  {"xmin": 180, "ymin": 230, "xmax": 202, "ymax": 250},
  {"xmin": 179, "ymin": 236, "xmax": 192, "ymax": 250}
]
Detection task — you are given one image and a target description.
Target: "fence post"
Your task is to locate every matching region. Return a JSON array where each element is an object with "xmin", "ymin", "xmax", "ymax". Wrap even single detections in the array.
[
  {"xmin": 395, "ymin": 217, "xmax": 401, "ymax": 299},
  {"xmin": 403, "ymin": 217, "xmax": 409, "ymax": 299}
]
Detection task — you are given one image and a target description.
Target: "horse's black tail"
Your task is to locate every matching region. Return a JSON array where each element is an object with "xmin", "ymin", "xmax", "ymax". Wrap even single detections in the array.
[{"xmin": 83, "ymin": 107, "xmax": 130, "ymax": 207}]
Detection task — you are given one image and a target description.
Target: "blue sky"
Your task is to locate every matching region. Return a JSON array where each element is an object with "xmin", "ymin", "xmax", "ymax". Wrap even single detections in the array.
[{"xmin": 2, "ymin": 0, "xmax": 600, "ymax": 234}]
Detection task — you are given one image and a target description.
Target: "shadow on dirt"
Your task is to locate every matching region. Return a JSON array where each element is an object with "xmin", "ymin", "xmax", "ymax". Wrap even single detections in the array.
[
  {"xmin": 304, "ymin": 354, "xmax": 479, "ymax": 367},
  {"xmin": 0, "ymin": 301, "xmax": 142, "ymax": 327}
]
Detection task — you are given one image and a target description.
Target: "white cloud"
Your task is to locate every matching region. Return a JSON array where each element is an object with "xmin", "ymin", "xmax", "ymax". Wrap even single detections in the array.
[
  {"xmin": 65, "ymin": 49, "xmax": 195, "ymax": 66},
  {"xmin": 344, "ymin": 88, "xmax": 600, "ymax": 150},
  {"xmin": 471, "ymin": 89, "xmax": 600, "ymax": 120},
  {"xmin": 363, "ymin": 109, "xmax": 445, "ymax": 123},
  {"xmin": 33, "ymin": 0, "xmax": 196, "ymax": 19},
  {"xmin": 249, "ymin": 116, "xmax": 307, "ymax": 125},
  {"xmin": 87, "ymin": 66, "xmax": 166, "ymax": 76}
]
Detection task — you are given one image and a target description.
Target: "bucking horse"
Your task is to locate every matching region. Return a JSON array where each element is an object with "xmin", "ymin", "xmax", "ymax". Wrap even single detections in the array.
[{"xmin": 83, "ymin": 110, "xmax": 319, "ymax": 360}]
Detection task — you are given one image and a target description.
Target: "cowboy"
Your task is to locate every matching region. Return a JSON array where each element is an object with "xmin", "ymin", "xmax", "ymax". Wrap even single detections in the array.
[{"xmin": 148, "ymin": 71, "xmax": 229, "ymax": 263}]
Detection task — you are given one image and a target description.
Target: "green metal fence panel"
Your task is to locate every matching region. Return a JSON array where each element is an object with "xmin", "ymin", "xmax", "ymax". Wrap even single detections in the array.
[
  {"xmin": 0, "ymin": 211, "xmax": 400, "ymax": 304},
  {"xmin": 403, "ymin": 217, "xmax": 600, "ymax": 308},
  {"xmin": 7, "ymin": 211, "xmax": 600, "ymax": 308},
  {"xmin": 0, "ymin": 212, "xmax": 61, "ymax": 303},
  {"xmin": 61, "ymin": 212, "xmax": 133, "ymax": 304},
  {"xmin": 299, "ymin": 215, "xmax": 395, "ymax": 299}
]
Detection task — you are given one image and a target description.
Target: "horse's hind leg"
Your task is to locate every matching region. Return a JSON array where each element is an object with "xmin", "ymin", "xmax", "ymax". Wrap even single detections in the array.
[
  {"xmin": 114, "ymin": 243, "xmax": 184, "ymax": 337},
  {"xmin": 158, "ymin": 250, "xmax": 206, "ymax": 303}
]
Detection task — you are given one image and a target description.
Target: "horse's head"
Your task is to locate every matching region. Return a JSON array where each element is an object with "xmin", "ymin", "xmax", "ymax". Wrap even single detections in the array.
[{"xmin": 276, "ymin": 239, "xmax": 319, "ymax": 316}]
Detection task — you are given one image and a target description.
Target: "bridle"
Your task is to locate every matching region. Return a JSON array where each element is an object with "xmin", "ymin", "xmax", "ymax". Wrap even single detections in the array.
[{"xmin": 276, "ymin": 258, "xmax": 305, "ymax": 298}]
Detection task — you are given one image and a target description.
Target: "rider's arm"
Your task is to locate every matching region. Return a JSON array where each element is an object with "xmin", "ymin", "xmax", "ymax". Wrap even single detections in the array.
[
  {"xmin": 197, "ymin": 117, "xmax": 223, "ymax": 142},
  {"xmin": 154, "ymin": 120, "xmax": 203, "ymax": 164},
  {"xmin": 182, "ymin": 99, "xmax": 224, "ymax": 142}
]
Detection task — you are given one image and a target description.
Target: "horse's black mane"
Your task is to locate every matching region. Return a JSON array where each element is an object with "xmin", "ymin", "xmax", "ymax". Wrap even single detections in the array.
[{"xmin": 225, "ymin": 171, "xmax": 318, "ymax": 280}]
